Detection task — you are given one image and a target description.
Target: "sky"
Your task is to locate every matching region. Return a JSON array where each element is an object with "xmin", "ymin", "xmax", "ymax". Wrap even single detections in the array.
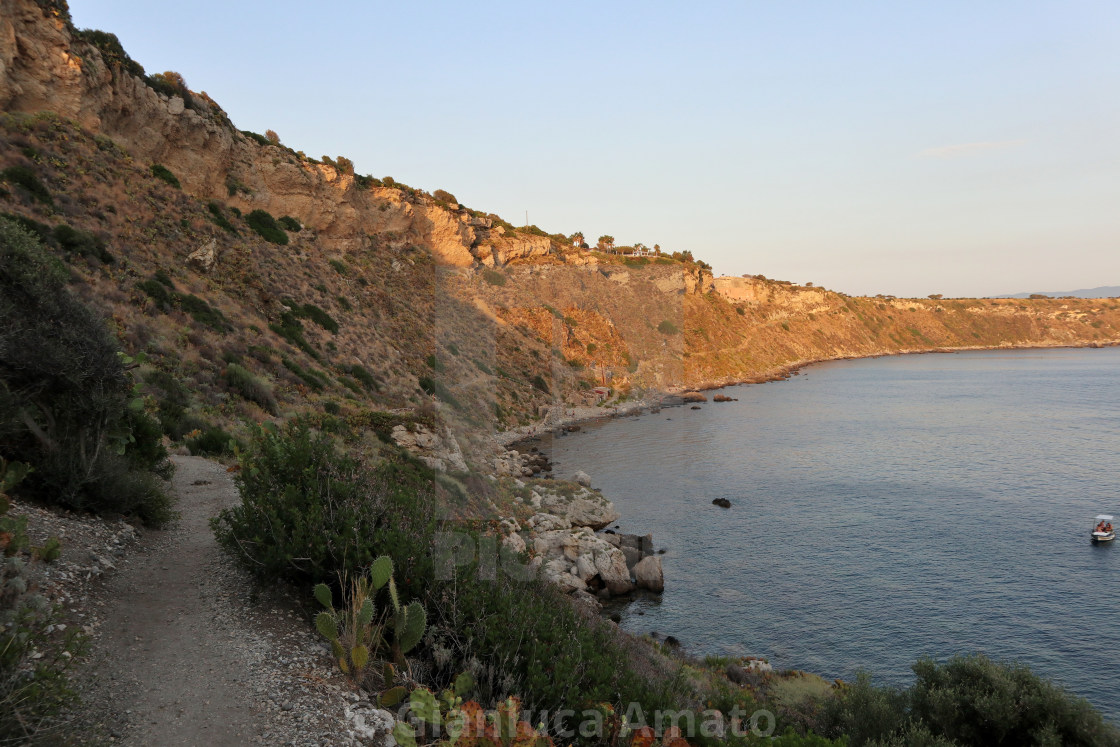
[{"xmin": 68, "ymin": 1, "xmax": 1120, "ymax": 298}]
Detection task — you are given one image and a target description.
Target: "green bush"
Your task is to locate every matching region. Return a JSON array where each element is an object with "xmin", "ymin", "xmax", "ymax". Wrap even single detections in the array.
[
  {"xmin": 271, "ymin": 311, "xmax": 319, "ymax": 359},
  {"xmin": 144, "ymin": 369, "xmax": 205, "ymax": 441},
  {"xmin": 146, "ymin": 71, "xmax": 193, "ymax": 109},
  {"xmin": 329, "ymin": 259, "xmax": 349, "ymax": 275},
  {"xmin": 206, "ymin": 201, "xmax": 238, "ymax": 233},
  {"xmin": 426, "ymin": 570, "xmax": 686, "ymax": 736},
  {"xmin": 531, "ymin": 374, "xmax": 550, "ymax": 394},
  {"xmin": 211, "ymin": 420, "xmax": 437, "ymax": 589},
  {"xmin": 657, "ymin": 320, "xmax": 680, "ymax": 335},
  {"xmin": 481, "ymin": 268, "xmax": 507, "ymax": 287},
  {"xmin": 178, "ymin": 293, "xmax": 230, "ymax": 332},
  {"xmin": 816, "ymin": 656, "xmax": 1120, "ymax": 746},
  {"xmin": 277, "ymin": 215, "xmax": 301, "ymax": 232},
  {"xmin": 223, "ymin": 363, "xmax": 278, "ymax": 415},
  {"xmin": 0, "ymin": 165, "xmax": 52, "ymax": 206},
  {"xmin": 149, "ymin": 163, "xmax": 180, "ymax": 189},
  {"xmin": 74, "ymin": 28, "xmax": 146, "ymax": 78},
  {"xmin": 285, "ymin": 302, "xmax": 338, "ymax": 334},
  {"xmin": 281, "ymin": 357, "xmax": 327, "ymax": 391},
  {"xmin": 137, "ymin": 278, "xmax": 173, "ymax": 310},
  {"xmin": 909, "ymin": 654, "xmax": 1118, "ymax": 746},
  {"xmin": 186, "ymin": 426, "xmax": 239, "ymax": 457},
  {"xmin": 240, "ymin": 130, "xmax": 270, "ymax": 146},
  {"xmin": 245, "ymin": 209, "xmax": 288, "ymax": 245},
  {"xmin": 52, "ymin": 224, "xmax": 113, "ymax": 264},
  {"xmin": 0, "ymin": 219, "xmax": 173, "ymax": 525},
  {"xmin": 0, "ymin": 213, "xmax": 52, "ymax": 246},
  {"xmin": 348, "ymin": 364, "xmax": 379, "ymax": 391}
]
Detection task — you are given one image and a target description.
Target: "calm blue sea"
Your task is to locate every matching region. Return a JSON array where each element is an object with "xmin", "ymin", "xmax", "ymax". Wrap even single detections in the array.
[{"xmin": 545, "ymin": 347, "xmax": 1120, "ymax": 722}]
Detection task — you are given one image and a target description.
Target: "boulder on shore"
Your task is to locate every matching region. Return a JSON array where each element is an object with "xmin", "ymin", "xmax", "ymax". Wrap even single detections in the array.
[
  {"xmin": 681, "ymin": 391, "xmax": 707, "ymax": 403},
  {"xmin": 572, "ymin": 470, "xmax": 592, "ymax": 488},
  {"xmin": 632, "ymin": 555, "xmax": 664, "ymax": 593}
]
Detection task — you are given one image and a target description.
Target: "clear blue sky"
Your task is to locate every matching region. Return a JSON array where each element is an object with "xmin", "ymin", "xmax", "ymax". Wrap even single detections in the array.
[{"xmin": 69, "ymin": 1, "xmax": 1120, "ymax": 298}]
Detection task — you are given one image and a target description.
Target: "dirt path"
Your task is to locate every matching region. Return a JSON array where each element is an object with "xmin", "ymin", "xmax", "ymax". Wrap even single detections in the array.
[{"xmin": 77, "ymin": 456, "xmax": 350, "ymax": 746}]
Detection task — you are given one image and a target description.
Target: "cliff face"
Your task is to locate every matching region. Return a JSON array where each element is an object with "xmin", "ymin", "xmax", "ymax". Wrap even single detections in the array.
[
  {"xmin": 0, "ymin": 0, "xmax": 556, "ymax": 267},
  {"xmin": 1, "ymin": 0, "xmax": 1118, "ymax": 449}
]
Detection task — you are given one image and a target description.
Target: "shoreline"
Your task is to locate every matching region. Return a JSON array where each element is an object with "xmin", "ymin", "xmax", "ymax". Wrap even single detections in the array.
[{"xmin": 495, "ymin": 337, "xmax": 1120, "ymax": 447}]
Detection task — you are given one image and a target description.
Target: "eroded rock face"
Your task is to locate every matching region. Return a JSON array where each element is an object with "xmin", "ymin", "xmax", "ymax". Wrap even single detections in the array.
[
  {"xmin": 0, "ymin": 0, "xmax": 518, "ymax": 270},
  {"xmin": 390, "ymin": 424, "xmax": 468, "ymax": 473}
]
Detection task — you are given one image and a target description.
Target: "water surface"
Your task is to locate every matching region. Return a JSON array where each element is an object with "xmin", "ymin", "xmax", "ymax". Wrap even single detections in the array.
[{"xmin": 546, "ymin": 348, "xmax": 1120, "ymax": 721}]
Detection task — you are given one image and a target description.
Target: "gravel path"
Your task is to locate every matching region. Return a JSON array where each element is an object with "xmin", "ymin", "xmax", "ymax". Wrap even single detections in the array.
[{"xmin": 66, "ymin": 456, "xmax": 354, "ymax": 745}]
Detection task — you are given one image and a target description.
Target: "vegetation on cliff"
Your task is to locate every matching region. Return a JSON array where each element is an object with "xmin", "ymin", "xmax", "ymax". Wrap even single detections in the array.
[{"xmin": 1, "ymin": 2, "xmax": 1119, "ymax": 743}]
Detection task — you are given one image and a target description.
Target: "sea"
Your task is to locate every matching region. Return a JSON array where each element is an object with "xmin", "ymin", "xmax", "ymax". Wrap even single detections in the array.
[{"xmin": 543, "ymin": 347, "xmax": 1120, "ymax": 722}]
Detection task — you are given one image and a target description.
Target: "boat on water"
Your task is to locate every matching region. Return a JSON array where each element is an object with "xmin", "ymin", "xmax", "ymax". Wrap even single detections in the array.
[{"xmin": 1092, "ymin": 514, "xmax": 1115, "ymax": 544}]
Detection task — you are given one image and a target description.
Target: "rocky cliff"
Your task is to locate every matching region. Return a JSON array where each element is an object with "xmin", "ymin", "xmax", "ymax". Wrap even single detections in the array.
[{"xmin": 2, "ymin": 0, "xmax": 1118, "ymax": 451}]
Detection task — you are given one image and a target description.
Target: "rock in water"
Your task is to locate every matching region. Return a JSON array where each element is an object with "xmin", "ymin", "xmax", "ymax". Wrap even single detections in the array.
[
  {"xmin": 632, "ymin": 555, "xmax": 665, "ymax": 593},
  {"xmin": 573, "ymin": 470, "xmax": 592, "ymax": 488},
  {"xmin": 712, "ymin": 498, "xmax": 731, "ymax": 508}
]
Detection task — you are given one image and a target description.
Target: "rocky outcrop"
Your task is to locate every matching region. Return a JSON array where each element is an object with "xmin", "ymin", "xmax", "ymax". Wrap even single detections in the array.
[
  {"xmin": 390, "ymin": 424, "xmax": 467, "ymax": 473},
  {"xmin": 530, "ymin": 527, "xmax": 633, "ymax": 596},
  {"xmin": 538, "ymin": 486, "xmax": 619, "ymax": 530}
]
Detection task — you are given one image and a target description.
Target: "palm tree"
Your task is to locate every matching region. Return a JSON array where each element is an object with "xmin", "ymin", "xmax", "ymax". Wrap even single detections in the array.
[
  {"xmin": 597, "ymin": 235, "xmax": 615, "ymax": 252},
  {"xmin": 570, "ymin": 231, "xmax": 584, "ymax": 247}
]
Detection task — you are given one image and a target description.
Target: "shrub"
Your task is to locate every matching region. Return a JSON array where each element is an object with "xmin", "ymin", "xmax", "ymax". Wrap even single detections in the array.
[
  {"xmin": 0, "ymin": 213, "xmax": 52, "ymax": 246},
  {"xmin": 245, "ymin": 209, "xmax": 288, "ymax": 245},
  {"xmin": 137, "ymin": 279, "xmax": 172, "ymax": 310},
  {"xmin": 348, "ymin": 364, "xmax": 379, "ymax": 391},
  {"xmin": 223, "ymin": 363, "xmax": 278, "ymax": 414},
  {"xmin": 211, "ymin": 420, "xmax": 437, "ymax": 588},
  {"xmin": 52, "ymin": 224, "xmax": 113, "ymax": 263},
  {"xmin": 909, "ymin": 654, "xmax": 1118, "ymax": 746},
  {"xmin": 816, "ymin": 656, "xmax": 1120, "ymax": 746},
  {"xmin": 186, "ymin": 426, "xmax": 239, "ymax": 456},
  {"xmin": 482, "ymin": 268, "xmax": 506, "ymax": 287},
  {"xmin": 0, "ymin": 219, "xmax": 173, "ymax": 524},
  {"xmin": 425, "ymin": 570, "xmax": 685, "ymax": 734},
  {"xmin": 178, "ymin": 293, "xmax": 230, "ymax": 332},
  {"xmin": 277, "ymin": 215, "xmax": 301, "ymax": 232},
  {"xmin": 146, "ymin": 70, "xmax": 193, "ymax": 108},
  {"xmin": 150, "ymin": 163, "xmax": 180, "ymax": 189},
  {"xmin": 657, "ymin": 320, "xmax": 679, "ymax": 335},
  {"xmin": 207, "ymin": 202, "xmax": 238, "ymax": 234},
  {"xmin": 329, "ymin": 259, "xmax": 349, "ymax": 275},
  {"xmin": 531, "ymin": 374, "xmax": 550, "ymax": 394},
  {"xmin": 290, "ymin": 302, "xmax": 338, "ymax": 334},
  {"xmin": 281, "ymin": 357, "xmax": 326, "ymax": 390},
  {"xmin": 271, "ymin": 311, "xmax": 319, "ymax": 359},
  {"xmin": 432, "ymin": 189, "xmax": 457, "ymax": 204},
  {"xmin": 1, "ymin": 165, "xmax": 52, "ymax": 205},
  {"xmin": 74, "ymin": 28, "xmax": 145, "ymax": 78},
  {"xmin": 240, "ymin": 130, "xmax": 270, "ymax": 146}
]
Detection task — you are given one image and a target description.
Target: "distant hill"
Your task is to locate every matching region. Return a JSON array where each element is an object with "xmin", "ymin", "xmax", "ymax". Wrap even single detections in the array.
[{"xmin": 998, "ymin": 286, "xmax": 1120, "ymax": 299}]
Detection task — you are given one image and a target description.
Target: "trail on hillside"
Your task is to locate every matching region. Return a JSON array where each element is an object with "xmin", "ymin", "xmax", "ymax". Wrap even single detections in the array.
[{"xmin": 77, "ymin": 456, "xmax": 349, "ymax": 746}]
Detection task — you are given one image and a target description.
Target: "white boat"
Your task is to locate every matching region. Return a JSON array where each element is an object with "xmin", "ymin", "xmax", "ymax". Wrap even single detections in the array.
[{"xmin": 1091, "ymin": 514, "xmax": 1115, "ymax": 544}]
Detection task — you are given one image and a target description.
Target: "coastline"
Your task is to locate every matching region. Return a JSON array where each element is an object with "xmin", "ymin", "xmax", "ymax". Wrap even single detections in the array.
[{"xmin": 496, "ymin": 338, "xmax": 1120, "ymax": 447}]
